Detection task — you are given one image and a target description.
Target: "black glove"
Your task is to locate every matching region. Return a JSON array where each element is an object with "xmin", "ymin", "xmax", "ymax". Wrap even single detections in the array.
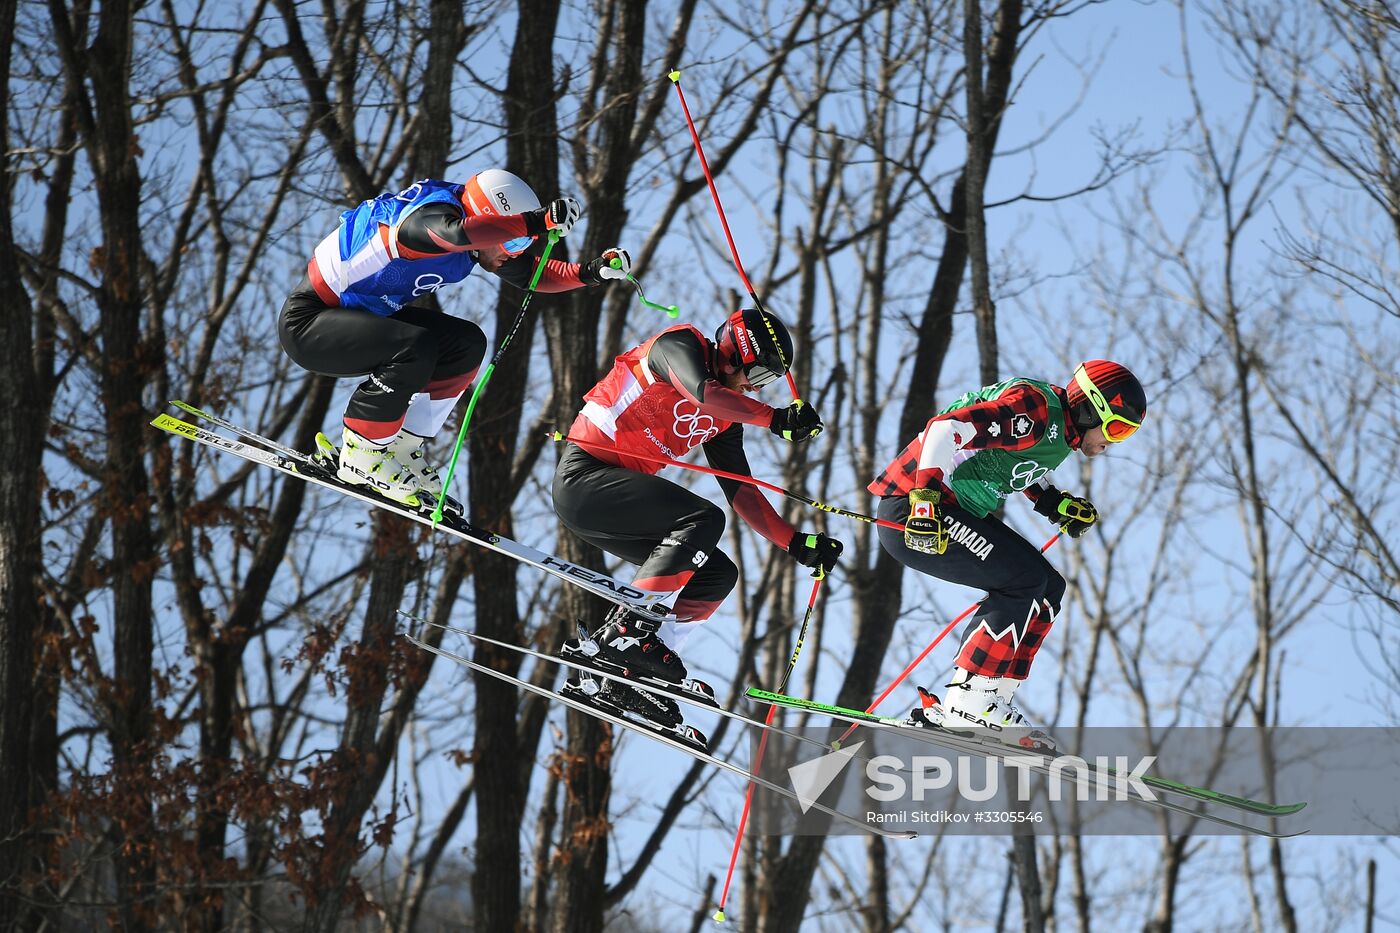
[
  {"xmin": 769, "ymin": 400, "xmax": 823, "ymax": 443},
  {"xmin": 581, "ymin": 247, "xmax": 631, "ymax": 286},
  {"xmin": 1033, "ymin": 485, "xmax": 1099, "ymax": 538},
  {"xmin": 904, "ymin": 487, "xmax": 950, "ymax": 554},
  {"xmin": 788, "ymin": 531, "xmax": 843, "ymax": 576}
]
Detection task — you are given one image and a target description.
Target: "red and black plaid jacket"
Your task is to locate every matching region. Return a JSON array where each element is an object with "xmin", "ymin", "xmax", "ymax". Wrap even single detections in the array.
[{"xmin": 867, "ymin": 383, "xmax": 1081, "ymax": 505}]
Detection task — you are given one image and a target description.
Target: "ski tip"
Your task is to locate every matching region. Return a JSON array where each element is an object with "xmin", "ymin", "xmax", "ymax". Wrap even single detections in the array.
[
  {"xmin": 668, "ymin": 69, "xmax": 681, "ymax": 83},
  {"xmin": 712, "ymin": 910, "xmax": 725, "ymax": 923}
]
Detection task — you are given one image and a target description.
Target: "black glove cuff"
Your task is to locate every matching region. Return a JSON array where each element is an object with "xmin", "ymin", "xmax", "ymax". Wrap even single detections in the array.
[
  {"xmin": 1032, "ymin": 486, "xmax": 1063, "ymax": 519},
  {"xmin": 523, "ymin": 208, "xmax": 548, "ymax": 238},
  {"xmin": 582, "ymin": 256, "xmax": 612, "ymax": 286}
]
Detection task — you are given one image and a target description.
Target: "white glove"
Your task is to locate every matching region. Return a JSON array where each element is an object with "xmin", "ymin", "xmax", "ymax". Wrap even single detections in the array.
[
  {"xmin": 544, "ymin": 196, "xmax": 582, "ymax": 237},
  {"xmin": 598, "ymin": 247, "xmax": 631, "ymax": 281}
]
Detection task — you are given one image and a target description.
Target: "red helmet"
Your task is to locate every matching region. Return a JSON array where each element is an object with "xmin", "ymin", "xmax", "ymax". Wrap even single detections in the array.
[{"xmin": 1066, "ymin": 360, "xmax": 1146, "ymax": 442}]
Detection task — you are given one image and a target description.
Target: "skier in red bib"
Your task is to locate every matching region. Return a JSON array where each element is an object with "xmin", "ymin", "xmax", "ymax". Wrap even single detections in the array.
[
  {"xmin": 278, "ymin": 169, "xmax": 631, "ymax": 507},
  {"xmin": 554, "ymin": 309, "xmax": 842, "ymax": 691},
  {"xmin": 871, "ymin": 361, "xmax": 1147, "ymax": 749}
]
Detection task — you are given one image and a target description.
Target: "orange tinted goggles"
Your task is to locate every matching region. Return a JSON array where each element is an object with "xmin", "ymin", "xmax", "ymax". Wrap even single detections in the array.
[
  {"xmin": 1102, "ymin": 415, "xmax": 1140, "ymax": 442},
  {"xmin": 1074, "ymin": 365, "xmax": 1141, "ymax": 443}
]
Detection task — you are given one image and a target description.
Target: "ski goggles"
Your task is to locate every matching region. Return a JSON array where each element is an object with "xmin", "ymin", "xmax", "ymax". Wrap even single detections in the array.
[
  {"xmin": 742, "ymin": 364, "xmax": 784, "ymax": 389},
  {"xmin": 1074, "ymin": 365, "xmax": 1141, "ymax": 442},
  {"xmin": 730, "ymin": 314, "xmax": 788, "ymax": 388},
  {"xmin": 499, "ymin": 234, "xmax": 534, "ymax": 257}
]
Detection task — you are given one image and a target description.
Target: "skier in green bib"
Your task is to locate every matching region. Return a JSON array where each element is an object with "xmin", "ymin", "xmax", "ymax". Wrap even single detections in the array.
[{"xmin": 868, "ymin": 360, "xmax": 1147, "ymax": 749}]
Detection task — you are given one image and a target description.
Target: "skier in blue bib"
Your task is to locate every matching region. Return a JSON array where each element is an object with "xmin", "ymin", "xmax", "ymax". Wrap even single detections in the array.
[{"xmin": 279, "ymin": 169, "xmax": 631, "ymax": 503}]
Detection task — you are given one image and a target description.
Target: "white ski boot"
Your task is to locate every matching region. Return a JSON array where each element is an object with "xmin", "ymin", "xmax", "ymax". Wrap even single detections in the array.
[
  {"xmin": 386, "ymin": 430, "xmax": 443, "ymax": 497},
  {"xmin": 336, "ymin": 427, "xmax": 421, "ymax": 505},
  {"xmin": 943, "ymin": 672, "xmax": 1057, "ymax": 751}
]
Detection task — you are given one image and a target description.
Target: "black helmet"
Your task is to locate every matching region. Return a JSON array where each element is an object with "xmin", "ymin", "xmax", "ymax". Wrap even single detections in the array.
[{"xmin": 714, "ymin": 308, "xmax": 794, "ymax": 388}]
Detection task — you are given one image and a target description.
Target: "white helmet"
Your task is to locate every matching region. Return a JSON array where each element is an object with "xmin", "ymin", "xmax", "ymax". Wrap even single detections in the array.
[{"xmin": 461, "ymin": 168, "xmax": 541, "ymax": 217}]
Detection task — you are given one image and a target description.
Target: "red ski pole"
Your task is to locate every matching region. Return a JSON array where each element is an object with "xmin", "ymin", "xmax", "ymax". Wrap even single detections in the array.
[
  {"xmin": 550, "ymin": 432, "xmax": 903, "ymax": 531},
  {"xmin": 715, "ymin": 572, "xmax": 824, "ymax": 924},
  {"xmin": 668, "ymin": 70, "xmax": 803, "ymax": 405}
]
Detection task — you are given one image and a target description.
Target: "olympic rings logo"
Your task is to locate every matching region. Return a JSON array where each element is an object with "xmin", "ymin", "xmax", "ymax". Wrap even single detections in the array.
[
  {"xmin": 412, "ymin": 273, "xmax": 445, "ymax": 296},
  {"xmin": 1009, "ymin": 460, "xmax": 1051, "ymax": 491},
  {"xmin": 672, "ymin": 400, "xmax": 720, "ymax": 447}
]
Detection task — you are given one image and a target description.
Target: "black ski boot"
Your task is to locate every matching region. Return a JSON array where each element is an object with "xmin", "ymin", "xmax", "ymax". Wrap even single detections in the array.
[
  {"xmin": 562, "ymin": 673, "xmax": 682, "ymax": 728},
  {"xmin": 560, "ymin": 674, "xmax": 709, "ymax": 753},
  {"xmin": 561, "ymin": 610, "xmax": 718, "ymax": 707},
  {"xmin": 588, "ymin": 605, "xmax": 688, "ymax": 684}
]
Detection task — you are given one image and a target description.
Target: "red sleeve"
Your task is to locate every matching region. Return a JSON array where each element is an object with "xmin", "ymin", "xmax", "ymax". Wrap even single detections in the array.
[
  {"xmin": 702, "ymin": 424, "xmax": 796, "ymax": 549},
  {"xmin": 394, "ymin": 204, "xmax": 532, "ymax": 257},
  {"xmin": 731, "ymin": 486, "xmax": 797, "ymax": 549},
  {"xmin": 533, "ymin": 258, "xmax": 586, "ymax": 293},
  {"xmin": 645, "ymin": 330, "xmax": 773, "ymax": 427}
]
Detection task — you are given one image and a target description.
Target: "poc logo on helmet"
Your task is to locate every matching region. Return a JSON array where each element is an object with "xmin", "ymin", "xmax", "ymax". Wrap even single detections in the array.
[{"xmin": 494, "ymin": 190, "xmax": 511, "ymax": 212}]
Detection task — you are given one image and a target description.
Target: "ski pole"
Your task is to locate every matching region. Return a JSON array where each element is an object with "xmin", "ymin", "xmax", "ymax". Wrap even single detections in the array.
[
  {"xmin": 826, "ymin": 531, "xmax": 1063, "ymax": 747},
  {"xmin": 715, "ymin": 571, "xmax": 824, "ymax": 923},
  {"xmin": 626, "ymin": 273, "xmax": 680, "ymax": 318},
  {"xmin": 778, "ymin": 572, "xmax": 824, "ymax": 693},
  {"xmin": 550, "ymin": 431, "xmax": 903, "ymax": 531},
  {"xmin": 433, "ymin": 230, "xmax": 560, "ymax": 524},
  {"xmin": 668, "ymin": 70, "xmax": 803, "ymax": 406}
]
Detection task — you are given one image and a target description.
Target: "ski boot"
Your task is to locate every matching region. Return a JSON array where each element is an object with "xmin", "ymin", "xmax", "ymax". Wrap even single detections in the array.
[
  {"xmin": 314, "ymin": 430, "xmax": 464, "ymax": 515},
  {"xmin": 561, "ymin": 673, "xmax": 709, "ymax": 753},
  {"xmin": 942, "ymin": 673, "xmax": 1058, "ymax": 752},
  {"xmin": 330, "ymin": 427, "xmax": 421, "ymax": 505},
  {"xmin": 562, "ymin": 608, "xmax": 718, "ymax": 708},
  {"xmin": 386, "ymin": 431, "xmax": 444, "ymax": 498}
]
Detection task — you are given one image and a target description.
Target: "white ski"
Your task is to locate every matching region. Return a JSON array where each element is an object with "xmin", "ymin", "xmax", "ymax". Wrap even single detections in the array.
[
  {"xmin": 404, "ymin": 613, "xmax": 922, "ymax": 774},
  {"xmin": 402, "ymin": 633, "xmax": 917, "ymax": 841},
  {"xmin": 153, "ymin": 405, "xmax": 672, "ymax": 622},
  {"xmin": 747, "ymin": 690, "xmax": 1308, "ymax": 838}
]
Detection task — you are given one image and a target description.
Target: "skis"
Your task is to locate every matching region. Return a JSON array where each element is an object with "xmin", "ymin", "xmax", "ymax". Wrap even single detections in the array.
[
  {"xmin": 407, "ymin": 615, "xmax": 849, "ymax": 760},
  {"xmin": 402, "ymin": 633, "xmax": 917, "ymax": 841},
  {"xmin": 152, "ymin": 402, "xmax": 673, "ymax": 622},
  {"xmin": 747, "ymin": 689, "xmax": 1308, "ymax": 837},
  {"xmin": 404, "ymin": 613, "xmax": 935, "ymax": 781}
]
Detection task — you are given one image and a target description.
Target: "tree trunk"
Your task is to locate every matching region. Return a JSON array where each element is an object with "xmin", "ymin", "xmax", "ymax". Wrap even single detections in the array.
[
  {"xmin": 62, "ymin": 0, "xmax": 162, "ymax": 923},
  {"xmin": 548, "ymin": 1, "xmax": 649, "ymax": 928},
  {"xmin": 0, "ymin": 0, "xmax": 45, "ymax": 925},
  {"xmin": 963, "ymin": 0, "xmax": 999, "ymax": 385},
  {"xmin": 469, "ymin": 3, "xmax": 565, "ymax": 928}
]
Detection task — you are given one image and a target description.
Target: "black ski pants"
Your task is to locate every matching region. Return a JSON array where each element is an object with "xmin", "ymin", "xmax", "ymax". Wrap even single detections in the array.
[
  {"xmin": 876, "ymin": 495, "xmax": 1065, "ymax": 681},
  {"xmin": 278, "ymin": 277, "xmax": 487, "ymax": 439},
  {"xmin": 553, "ymin": 443, "xmax": 738, "ymax": 625}
]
